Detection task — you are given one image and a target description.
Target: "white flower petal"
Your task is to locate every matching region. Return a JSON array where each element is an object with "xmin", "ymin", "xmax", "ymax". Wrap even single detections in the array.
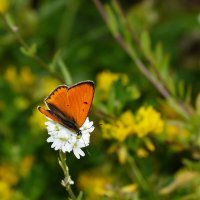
[
  {"xmin": 73, "ymin": 148, "xmax": 85, "ymax": 159},
  {"xmin": 44, "ymin": 117, "xmax": 94, "ymax": 159},
  {"xmin": 47, "ymin": 136, "xmax": 54, "ymax": 143},
  {"xmin": 63, "ymin": 142, "xmax": 73, "ymax": 152},
  {"xmin": 88, "ymin": 126, "xmax": 95, "ymax": 133}
]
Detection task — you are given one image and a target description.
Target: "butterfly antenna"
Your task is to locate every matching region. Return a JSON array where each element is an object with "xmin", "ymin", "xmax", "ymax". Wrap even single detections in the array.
[
  {"xmin": 94, "ymin": 123, "xmax": 102, "ymax": 127},
  {"xmin": 81, "ymin": 136, "xmax": 91, "ymax": 156}
]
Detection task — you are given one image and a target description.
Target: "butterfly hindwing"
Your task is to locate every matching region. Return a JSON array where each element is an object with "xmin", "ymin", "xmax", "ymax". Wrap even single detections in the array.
[{"xmin": 37, "ymin": 106, "xmax": 62, "ymax": 124}]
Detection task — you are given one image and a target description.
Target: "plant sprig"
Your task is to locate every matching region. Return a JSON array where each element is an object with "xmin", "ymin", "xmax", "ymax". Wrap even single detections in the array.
[{"xmin": 92, "ymin": 0, "xmax": 193, "ymax": 119}]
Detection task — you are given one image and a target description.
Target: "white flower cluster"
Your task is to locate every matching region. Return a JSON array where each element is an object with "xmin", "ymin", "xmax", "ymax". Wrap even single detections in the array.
[{"xmin": 45, "ymin": 118, "xmax": 94, "ymax": 159}]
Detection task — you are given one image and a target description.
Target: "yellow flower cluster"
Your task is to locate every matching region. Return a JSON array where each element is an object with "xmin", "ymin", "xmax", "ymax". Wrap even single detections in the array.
[
  {"xmin": 78, "ymin": 170, "xmax": 113, "ymax": 200},
  {"xmin": 0, "ymin": 164, "xmax": 18, "ymax": 200},
  {"xmin": 19, "ymin": 155, "xmax": 34, "ymax": 177},
  {"xmin": 0, "ymin": 181, "xmax": 11, "ymax": 200},
  {"xmin": 0, "ymin": 158, "xmax": 33, "ymax": 199},
  {"xmin": 164, "ymin": 123, "xmax": 190, "ymax": 151},
  {"xmin": 4, "ymin": 66, "xmax": 35, "ymax": 92},
  {"xmin": 34, "ymin": 76, "xmax": 61, "ymax": 100},
  {"xmin": 29, "ymin": 108, "xmax": 46, "ymax": 131},
  {"xmin": 78, "ymin": 168, "xmax": 137, "ymax": 199},
  {"xmin": 101, "ymin": 106, "xmax": 164, "ymax": 142},
  {"xmin": 4, "ymin": 66, "xmax": 61, "ymax": 99},
  {"xmin": 121, "ymin": 183, "xmax": 138, "ymax": 193},
  {"xmin": 96, "ymin": 70, "xmax": 128, "ymax": 99},
  {"xmin": 166, "ymin": 123, "xmax": 190, "ymax": 142},
  {"xmin": 135, "ymin": 106, "xmax": 164, "ymax": 138},
  {"xmin": 101, "ymin": 110, "xmax": 135, "ymax": 142},
  {"xmin": 0, "ymin": 0, "xmax": 9, "ymax": 13},
  {"xmin": 0, "ymin": 164, "xmax": 19, "ymax": 186}
]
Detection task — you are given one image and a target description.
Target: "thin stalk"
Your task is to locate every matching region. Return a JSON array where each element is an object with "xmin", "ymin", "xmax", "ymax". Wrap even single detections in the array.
[
  {"xmin": 127, "ymin": 155, "xmax": 149, "ymax": 191},
  {"xmin": 0, "ymin": 13, "xmax": 64, "ymax": 82},
  {"xmin": 59, "ymin": 151, "xmax": 76, "ymax": 200},
  {"xmin": 114, "ymin": 0, "xmax": 169, "ymax": 85},
  {"xmin": 127, "ymin": 155, "xmax": 157, "ymax": 200}
]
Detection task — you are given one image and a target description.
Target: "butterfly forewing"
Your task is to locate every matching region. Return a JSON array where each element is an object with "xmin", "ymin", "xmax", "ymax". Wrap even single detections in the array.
[
  {"xmin": 45, "ymin": 81, "xmax": 94, "ymax": 128},
  {"xmin": 67, "ymin": 82, "xmax": 94, "ymax": 127}
]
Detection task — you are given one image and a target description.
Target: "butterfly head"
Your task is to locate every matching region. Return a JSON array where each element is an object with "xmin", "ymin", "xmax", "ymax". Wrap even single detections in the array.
[{"xmin": 76, "ymin": 130, "xmax": 82, "ymax": 139}]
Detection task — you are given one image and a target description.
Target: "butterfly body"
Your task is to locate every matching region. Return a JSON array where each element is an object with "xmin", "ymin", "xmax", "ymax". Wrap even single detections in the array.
[{"xmin": 38, "ymin": 81, "xmax": 94, "ymax": 136}]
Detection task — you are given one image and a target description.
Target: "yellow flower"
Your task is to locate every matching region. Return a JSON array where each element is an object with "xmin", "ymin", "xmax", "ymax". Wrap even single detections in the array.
[
  {"xmin": 120, "ymin": 110, "xmax": 135, "ymax": 128},
  {"xmin": 166, "ymin": 123, "xmax": 190, "ymax": 142},
  {"xmin": 121, "ymin": 183, "xmax": 138, "ymax": 193},
  {"xmin": 20, "ymin": 67, "xmax": 35, "ymax": 86},
  {"xmin": 144, "ymin": 138, "xmax": 155, "ymax": 152},
  {"xmin": 0, "ymin": 164, "xmax": 19, "ymax": 186},
  {"xmin": 135, "ymin": 106, "xmax": 164, "ymax": 137},
  {"xmin": 29, "ymin": 108, "xmax": 46, "ymax": 130},
  {"xmin": 101, "ymin": 121, "xmax": 131, "ymax": 142},
  {"xmin": 0, "ymin": 0, "xmax": 9, "ymax": 13},
  {"xmin": 137, "ymin": 148, "xmax": 149, "ymax": 158},
  {"xmin": 118, "ymin": 146, "xmax": 128, "ymax": 165},
  {"xmin": 13, "ymin": 96, "xmax": 30, "ymax": 111},
  {"xmin": 4, "ymin": 66, "xmax": 35, "ymax": 92},
  {"xmin": 96, "ymin": 70, "xmax": 128, "ymax": 99},
  {"xmin": 4, "ymin": 65, "xmax": 17, "ymax": 85},
  {"xmin": 101, "ymin": 110, "xmax": 135, "ymax": 142},
  {"xmin": 34, "ymin": 76, "xmax": 61, "ymax": 100},
  {"xmin": 0, "ymin": 181, "xmax": 11, "ymax": 200},
  {"xmin": 19, "ymin": 155, "xmax": 34, "ymax": 178},
  {"xmin": 78, "ymin": 170, "xmax": 113, "ymax": 200}
]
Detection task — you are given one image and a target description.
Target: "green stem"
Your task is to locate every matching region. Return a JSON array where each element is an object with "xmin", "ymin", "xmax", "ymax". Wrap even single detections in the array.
[
  {"xmin": 58, "ymin": 151, "xmax": 76, "ymax": 200},
  {"xmin": 127, "ymin": 155, "xmax": 157, "ymax": 200},
  {"xmin": 127, "ymin": 155, "xmax": 148, "ymax": 191}
]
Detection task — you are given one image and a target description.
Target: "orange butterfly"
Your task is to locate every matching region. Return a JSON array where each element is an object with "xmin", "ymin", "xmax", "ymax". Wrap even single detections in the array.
[{"xmin": 38, "ymin": 81, "xmax": 94, "ymax": 136}]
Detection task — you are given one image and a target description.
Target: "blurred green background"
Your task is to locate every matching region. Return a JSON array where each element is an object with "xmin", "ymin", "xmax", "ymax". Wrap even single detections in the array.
[{"xmin": 0, "ymin": 0, "xmax": 200, "ymax": 199}]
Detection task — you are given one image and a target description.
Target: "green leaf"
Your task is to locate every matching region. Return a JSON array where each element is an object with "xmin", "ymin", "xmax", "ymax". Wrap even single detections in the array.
[
  {"xmin": 105, "ymin": 4, "xmax": 119, "ymax": 35},
  {"xmin": 110, "ymin": 0, "xmax": 132, "ymax": 45},
  {"xmin": 20, "ymin": 46, "xmax": 29, "ymax": 56},
  {"xmin": 76, "ymin": 191, "xmax": 83, "ymax": 200},
  {"xmin": 5, "ymin": 13, "xmax": 16, "ymax": 31},
  {"xmin": 49, "ymin": 51, "xmax": 72, "ymax": 84},
  {"xmin": 185, "ymin": 85, "xmax": 192, "ymax": 103},
  {"xmin": 140, "ymin": 31, "xmax": 152, "ymax": 58},
  {"xmin": 126, "ymin": 85, "xmax": 141, "ymax": 100},
  {"xmin": 154, "ymin": 42, "xmax": 163, "ymax": 67},
  {"xmin": 20, "ymin": 43, "xmax": 37, "ymax": 57},
  {"xmin": 58, "ymin": 59, "xmax": 72, "ymax": 85},
  {"xmin": 160, "ymin": 54, "xmax": 170, "ymax": 77},
  {"xmin": 49, "ymin": 50, "xmax": 61, "ymax": 72},
  {"xmin": 29, "ymin": 43, "xmax": 37, "ymax": 55},
  {"xmin": 178, "ymin": 80, "xmax": 185, "ymax": 99}
]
